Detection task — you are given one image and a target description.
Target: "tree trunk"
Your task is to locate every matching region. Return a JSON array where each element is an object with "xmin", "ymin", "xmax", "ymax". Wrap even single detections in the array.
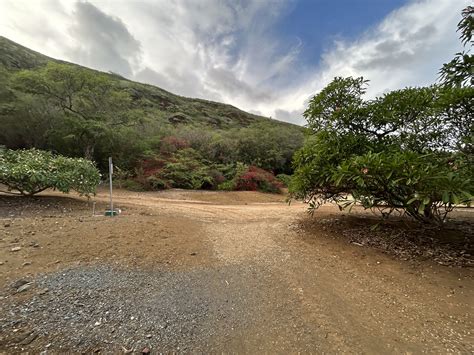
[{"xmin": 84, "ymin": 144, "xmax": 95, "ymax": 161}]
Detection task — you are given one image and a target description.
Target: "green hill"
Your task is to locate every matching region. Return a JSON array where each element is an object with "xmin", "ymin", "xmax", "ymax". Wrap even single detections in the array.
[{"xmin": 0, "ymin": 36, "xmax": 296, "ymax": 129}]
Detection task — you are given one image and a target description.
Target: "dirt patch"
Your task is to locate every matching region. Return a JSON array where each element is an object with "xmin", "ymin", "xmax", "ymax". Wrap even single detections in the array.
[
  {"xmin": 0, "ymin": 189, "xmax": 473, "ymax": 353},
  {"xmin": 295, "ymin": 209, "xmax": 474, "ymax": 267}
]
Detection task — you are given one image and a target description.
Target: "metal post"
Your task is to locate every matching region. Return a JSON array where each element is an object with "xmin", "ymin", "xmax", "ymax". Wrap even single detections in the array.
[{"xmin": 109, "ymin": 157, "xmax": 113, "ymax": 214}]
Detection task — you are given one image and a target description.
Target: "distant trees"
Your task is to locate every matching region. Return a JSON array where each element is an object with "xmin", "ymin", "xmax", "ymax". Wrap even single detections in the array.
[
  {"xmin": 0, "ymin": 148, "xmax": 100, "ymax": 196},
  {"xmin": 290, "ymin": 77, "xmax": 473, "ymax": 224}
]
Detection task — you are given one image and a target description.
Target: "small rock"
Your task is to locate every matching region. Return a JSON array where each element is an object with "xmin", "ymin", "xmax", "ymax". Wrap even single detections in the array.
[
  {"xmin": 0, "ymin": 261, "xmax": 4, "ymax": 265},
  {"xmin": 190, "ymin": 252, "xmax": 197, "ymax": 256},
  {"xmin": 4, "ymin": 222, "xmax": 10, "ymax": 227},
  {"xmin": 11, "ymin": 279, "xmax": 29, "ymax": 289},
  {"xmin": 141, "ymin": 347, "xmax": 150, "ymax": 354},
  {"xmin": 22, "ymin": 261, "xmax": 32, "ymax": 267},
  {"xmin": 10, "ymin": 246, "xmax": 22, "ymax": 252},
  {"xmin": 37, "ymin": 288, "xmax": 49, "ymax": 295},
  {"xmin": 146, "ymin": 334, "xmax": 152, "ymax": 338},
  {"xmin": 20, "ymin": 332, "xmax": 38, "ymax": 345},
  {"xmin": 121, "ymin": 347, "xmax": 133, "ymax": 354},
  {"xmin": 17, "ymin": 282, "xmax": 33, "ymax": 293}
]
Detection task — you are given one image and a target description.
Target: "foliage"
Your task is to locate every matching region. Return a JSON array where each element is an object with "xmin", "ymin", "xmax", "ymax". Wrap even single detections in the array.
[
  {"xmin": 120, "ymin": 179, "xmax": 145, "ymax": 192},
  {"xmin": 154, "ymin": 149, "xmax": 213, "ymax": 189},
  {"xmin": 235, "ymin": 166, "xmax": 283, "ymax": 193},
  {"xmin": 276, "ymin": 174, "xmax": 292, "ymax": 187},
  {"xmin": 291, "ymin": 77, "xmax": 473, "ymax": 224},
  {"xmin": 11, "ymin": 62, "xmax": 142, "ymax": 160},
  {"xmin": 0, "ymin": 36, "xmax": 304, "ymax": 177},
  {"xmin": 0, "ymin": 148, "xmax": 100, "ymax": 196},
  {"xmin": 439, "ymin": 6, "xmax": 473, "ymax": 87}
]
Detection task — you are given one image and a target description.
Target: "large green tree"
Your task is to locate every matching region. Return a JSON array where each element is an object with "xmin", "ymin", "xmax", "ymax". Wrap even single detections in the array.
[
  {"xmin": 291, "ymin": 77, "xmax": 473, "ymax": 224},
  {"xmin": 11, "ymin": 62, "xmax": 142, "ymax": 160}
]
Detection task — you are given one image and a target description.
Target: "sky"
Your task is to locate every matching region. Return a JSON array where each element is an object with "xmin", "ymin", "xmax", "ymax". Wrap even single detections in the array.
[{"xmin": 0, "ymin": 0, "xmax": 469, "ymax": 125}]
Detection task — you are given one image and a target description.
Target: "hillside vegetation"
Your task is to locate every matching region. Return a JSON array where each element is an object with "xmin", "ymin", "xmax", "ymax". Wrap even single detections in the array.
[{"xmin": 0, "ymin": 36, "xmax": 304, "ymax": 192}]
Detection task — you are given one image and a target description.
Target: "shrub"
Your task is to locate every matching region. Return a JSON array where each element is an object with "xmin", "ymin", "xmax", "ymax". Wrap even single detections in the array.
[
  {"xmin": 276, "ymin": 174, "xmax": 292, "ymax": 187},
  {"xmin": 217, "ymin": 180, "xmax": 235, "ymax": 191},
  {"xmin": 0, "ymin": 148, "xmax": 100, "ymax": 196},
  {"xmin": 146, "ymin": 176, "xmax": 170, "ymax": 190},
  {"xmin": 153, "ymin": 149, "xmax": 213, "ymax": 190},
  {"xmin": 159, "ymin": 136, "xmax": 189, "ymax": 156},
  {"xmin": 121, "ymin": 179, "xmax": 145, "ymax": 191},
  {"xmin": 235, "ymin": 166, "xmax": 283, "ymax": 193},
  {"xmin": 205, "ymin": 169, "xmax": 226, "ymax": 190}
]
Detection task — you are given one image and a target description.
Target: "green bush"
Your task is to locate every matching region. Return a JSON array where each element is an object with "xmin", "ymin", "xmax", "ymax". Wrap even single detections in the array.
[
  {"xmin": 0, "ymin": 148, "xmax": 100, "ymax": 196},
  {"xmin": 217, "ymin": 180, "xmax": 235, "ymax": 191},
  {"xmin": 276, "ymin": 174, "xmax": 292, "ymax": 187},
  {"xmin": 153, "ymin": 149, "xmax": 213, "ymax": 190},
  {"xmin": 120, "ymin": 179, "xmax": 145, "ymax": 191}
]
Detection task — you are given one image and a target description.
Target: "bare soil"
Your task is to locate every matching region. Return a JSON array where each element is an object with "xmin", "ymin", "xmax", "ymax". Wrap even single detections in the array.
[{"xmin": 0, "ymin": 188, "xmax": 473, "ymax": 353}]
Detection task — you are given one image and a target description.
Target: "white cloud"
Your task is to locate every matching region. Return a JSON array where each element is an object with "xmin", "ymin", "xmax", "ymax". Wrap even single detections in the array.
[
  {"xmin": 272, "ymin": 0, "xmax": 470, "ymax": 123},
  {"xmin": 0, "ymin": 0, "xmax": 469, "ymax": 125}
]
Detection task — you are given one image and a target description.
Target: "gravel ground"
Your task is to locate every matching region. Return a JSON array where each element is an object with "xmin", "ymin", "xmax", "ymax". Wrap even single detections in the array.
[{"xmin": 0, "ymin": 263, "xmax": 320, "ymax": 353}]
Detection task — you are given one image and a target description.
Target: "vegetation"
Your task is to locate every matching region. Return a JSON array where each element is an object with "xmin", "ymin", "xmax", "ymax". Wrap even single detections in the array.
[
  {"xmin": 0, "ymin": 36, "xmax": 303, "ymax": 192},
  {"xmin": 290, "ymin": 77, "xmax": 473, "ymax": 224},
  {"xmin": 291, "ymin": 7, "xmax": 473, "ymax": 224},
  {"xmin": 0, "ymin": 148, "xmax": 100, "ymax": 196},
  {"xmin": 439, "ymin": 6, "xmax": 473, "ymax": 87}
]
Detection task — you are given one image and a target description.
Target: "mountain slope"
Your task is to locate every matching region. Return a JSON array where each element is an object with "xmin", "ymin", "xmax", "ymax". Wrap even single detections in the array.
[{"xmin": 0, "ymin": 36, "xmax": 297, "ymax": 129}]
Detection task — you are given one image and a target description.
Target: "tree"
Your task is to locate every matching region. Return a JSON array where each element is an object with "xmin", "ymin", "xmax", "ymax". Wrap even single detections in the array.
[
  {"xmin": 11, "ymin": 63, "xmax": 142, "ymax": 160},
  {"xmin": 0, "ymin": 148, "xmax": 100, "ymax": 196},
  {"xmin": 439, "ymin": 6, "xmax": 473, "ymax": 87},
  {"xmin": 290, "ymin": 77, "xmax": 473, "ymax": 224}
]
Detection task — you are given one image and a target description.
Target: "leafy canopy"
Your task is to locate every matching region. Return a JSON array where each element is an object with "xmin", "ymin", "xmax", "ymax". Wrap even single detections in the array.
[
  {"xmin": 291, "ymin": 77, "xmax": 473, "ymax": 224},
  {"xmin": 11, "ymin": 62, "xmax": 142, "ymax": 160}
]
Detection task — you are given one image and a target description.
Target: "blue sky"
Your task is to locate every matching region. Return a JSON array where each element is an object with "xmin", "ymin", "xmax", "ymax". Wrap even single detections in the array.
[
  {"xmin": 276, "ymin": 0, "xmax": 409, "ymax": 64},
  {"xmin": 0, "ymin": 0, "xmax": 469, "ymax": 124}
]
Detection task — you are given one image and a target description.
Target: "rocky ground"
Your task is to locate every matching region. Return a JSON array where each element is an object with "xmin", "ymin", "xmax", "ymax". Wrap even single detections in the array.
[{"xmin": 0, "ymin": 189, "xmax": 473, "ymax": 353}]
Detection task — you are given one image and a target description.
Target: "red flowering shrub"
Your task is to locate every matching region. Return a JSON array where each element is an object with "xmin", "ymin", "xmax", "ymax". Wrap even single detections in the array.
[
  {"xmin": 235, "ymin": 166, "xmax": 283, "ymax": 193},
  {"xmin": 160, "ymin": 136, "xmax": 189, "ymax": 156},
  {"xmin": 140, "ymin": 157, "xmax": 167, "ymax": 176}
]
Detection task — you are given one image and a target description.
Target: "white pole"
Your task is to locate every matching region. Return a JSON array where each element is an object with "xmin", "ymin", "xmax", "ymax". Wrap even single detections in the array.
[{"xmin": 109, "ymin": 157, "xmax": 113, "ymax": 213}]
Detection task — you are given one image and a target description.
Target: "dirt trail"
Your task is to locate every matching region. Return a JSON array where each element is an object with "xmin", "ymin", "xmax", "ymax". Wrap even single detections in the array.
[{"xmin": 0, "ymin": 189, "xmax": 473, "ymax": 353}]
